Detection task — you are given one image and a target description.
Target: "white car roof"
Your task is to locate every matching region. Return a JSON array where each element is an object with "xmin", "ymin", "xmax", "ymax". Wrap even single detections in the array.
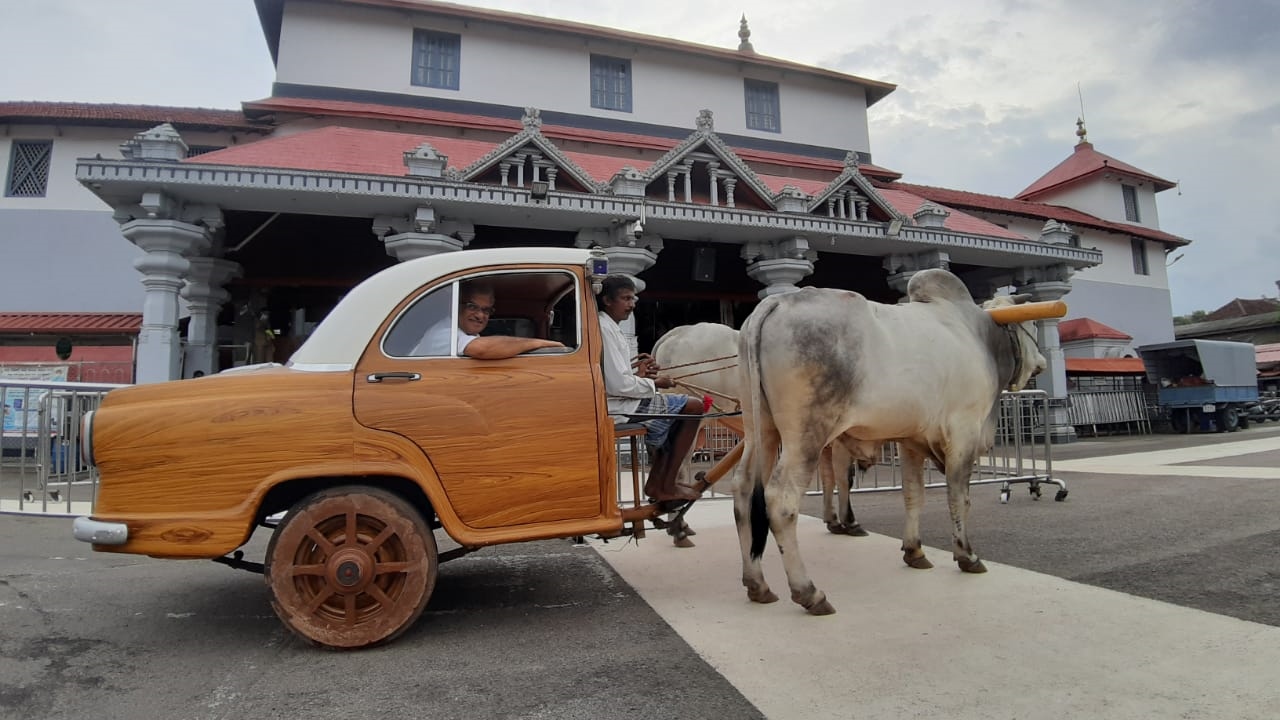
[{"xmin": 289, "ymin": 247, "xmax": 596, "ymax": 368}]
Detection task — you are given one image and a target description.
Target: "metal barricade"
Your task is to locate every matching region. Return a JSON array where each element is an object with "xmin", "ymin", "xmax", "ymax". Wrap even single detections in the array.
[
  {"xmin": 1, "ymin": 379, "xmax": 122, "ymax": 516},
  {"xmin": 1065, "ymin": 390, "xmax": 1151, "ymax": 437},
  {"xmin": 624, "ymin": 390, "xmax": 1066, "ymax": 504}
]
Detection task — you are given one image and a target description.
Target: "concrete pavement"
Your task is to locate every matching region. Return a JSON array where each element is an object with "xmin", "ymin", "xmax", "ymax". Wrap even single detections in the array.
[{"xmin": 591, "ymin": 428, "xmax": 1280, "ymax": 719}]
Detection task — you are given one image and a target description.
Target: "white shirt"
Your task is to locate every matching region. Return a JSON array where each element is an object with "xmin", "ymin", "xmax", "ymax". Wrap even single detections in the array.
[
  {"xmin": 598, "ymin": 310, "xmax": 656, "ymax": 420},
  {"xmin": 411, "ymin": 318, "xmax": 477, "ymax": 357}
]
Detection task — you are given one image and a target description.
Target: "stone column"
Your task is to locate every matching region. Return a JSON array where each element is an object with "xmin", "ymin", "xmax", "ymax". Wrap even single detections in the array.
[
  {"xmin": 374, "ymin": 208, "xmax": 475, "ymax": 262},
  {"xmin": 743, "ymin": 238, "xmax": 816, "ymax": 298},
  {"xmin": 122, "ymin": 218, "xmax": 211, "ymax": 383},
  {"xmin": 575, "ymin": 226, "xmax": 663, "ymax": 356},
  {"xmin": 1016, "ymin": 265, "xmax": 1076, "ymax": 443},
  {"xmin": 181, "ymin": 257, "xmax": 242, "ymax": 377},
  {"xmin": 883, "ymin": 250, "xmax": 950, "ymax": 301}
]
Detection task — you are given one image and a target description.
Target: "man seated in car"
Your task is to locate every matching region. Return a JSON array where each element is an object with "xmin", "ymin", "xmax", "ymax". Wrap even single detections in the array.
[{"xmin": 413, "ymin": 280, "xmax": 564, "ymax": 359}]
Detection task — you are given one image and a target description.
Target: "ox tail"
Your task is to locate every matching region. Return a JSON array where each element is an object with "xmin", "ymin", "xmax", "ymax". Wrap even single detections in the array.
[
  {"xmin": 750, "ymin": 480, "xmax": 768, "ymax": 559},
  {"xmin": 743, "ymin": 298, "xmax": 782, "ymax": 561}
]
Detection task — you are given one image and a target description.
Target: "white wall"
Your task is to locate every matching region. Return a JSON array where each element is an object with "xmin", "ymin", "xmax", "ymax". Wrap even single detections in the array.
[
  {"xmin": 274, "ymin": 2, "xmax": 872, "ymax": 152},
  {"xmin": 1, "ymin": 125, "xmax": 238, "ymax": 211},
  {"xmin": 1033, "ymin": 176, "xmax": 1161, "ymax": 228}
]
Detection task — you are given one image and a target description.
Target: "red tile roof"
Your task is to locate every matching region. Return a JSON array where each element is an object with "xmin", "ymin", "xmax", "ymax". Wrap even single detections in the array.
[
  {"xmin": 187, "ymin": 126, "xmax": 499, "ymax": 176},
  {"xmin": 1060, "ymin": 318, "xmax": 1132, "ymax": 343},
  {"xmin": 875, "ymin": 187, "xmax": 1026, "ymax": 240},
  {"xmin": 1205, "ymin": 297, "xmax": 1280, "ymax": 322},
  {"xmin": 0, "ymin": 313, "xmax": 142, "ymax": 334},
  {"xmin": 1017, "ymin": 141, "xmax": 1175, "ymax": 200},
  {"xmin": 1064, "ymin": 357, "xmax": 1147, "ymax": 374},
  {"xmin": 243, "ymin": 96, "xmax": 904, "ymax": 177},
  {"xmin": 753, "ymin": 173, "xmax": 832, "ymax": 196},
  {"xmin": 257, "ymin": 1, "xmax": 896, "ymax": 105},
  {"xmin": 1257, "ymin": 343, "xmax": 1280, "ymax": 368},
  {"xmin": 0, "ymin": 102, "xmax": 266, "ymax": 133},
  {"xmin": 877, "ymin": 180, "xmax": 1190, "ymax": 247}
]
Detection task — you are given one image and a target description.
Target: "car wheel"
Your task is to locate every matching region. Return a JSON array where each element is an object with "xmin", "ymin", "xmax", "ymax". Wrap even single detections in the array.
[{"xmin": 265, "ymin": 486, "xmax": 437, "ymax": 649}]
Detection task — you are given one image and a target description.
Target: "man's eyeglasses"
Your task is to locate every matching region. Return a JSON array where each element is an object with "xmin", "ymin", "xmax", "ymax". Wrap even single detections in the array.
[{"xmin": 463, "ymin": 301, "xmax": 496, "ymax": 316}]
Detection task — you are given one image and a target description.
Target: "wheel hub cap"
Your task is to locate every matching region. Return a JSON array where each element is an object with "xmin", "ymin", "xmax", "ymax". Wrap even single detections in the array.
[{"xmin": 327, "ymin": 548, "xmax": 373, "ymax": 593}]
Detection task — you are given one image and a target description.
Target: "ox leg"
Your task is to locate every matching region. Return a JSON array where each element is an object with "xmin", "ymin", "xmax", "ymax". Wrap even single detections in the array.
[
  {"xmin": 770, "ymin": 447, "xmax": 835, "ymax": 615},
  {"xmin": 898, "ymin": 445, "xmax": 933, "ymax": 569},
  {"xmin": 736, "ymin": 436, "xmax": 778, "ymax": 605},
  {"xmin": 945, "ymin": 448, "xmax": 986, "ymax": 574},
  {"xmin": 819, "ymin": 445, "xmax": 841, "ymax": 533}
]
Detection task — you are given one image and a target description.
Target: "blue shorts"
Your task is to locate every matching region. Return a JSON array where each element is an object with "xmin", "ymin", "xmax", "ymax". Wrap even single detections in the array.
[{"xmin": 633, "ymin": 393, "xmax": 689, "ymax": 449}]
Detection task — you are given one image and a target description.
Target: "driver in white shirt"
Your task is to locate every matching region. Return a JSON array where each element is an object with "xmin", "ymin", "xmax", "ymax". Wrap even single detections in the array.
[{"xmin": 413, "ymin": 281, "xmax": 563, "ymax": 359}]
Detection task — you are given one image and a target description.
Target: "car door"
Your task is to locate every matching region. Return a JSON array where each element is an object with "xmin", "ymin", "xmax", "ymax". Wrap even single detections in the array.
[{"xmin": 353, "ymin": 267, "xmax": 608, "ymax": 530}]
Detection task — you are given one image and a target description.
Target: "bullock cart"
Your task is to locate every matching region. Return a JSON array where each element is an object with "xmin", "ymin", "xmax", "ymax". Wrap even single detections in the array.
[{"xmin": 70, "ymin": 248, "xmax": 748, "ymax": 650}]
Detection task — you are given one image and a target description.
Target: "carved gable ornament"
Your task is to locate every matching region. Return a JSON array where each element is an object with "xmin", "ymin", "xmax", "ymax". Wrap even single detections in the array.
[
  {"xmin": 805, "ymin": 151, "xmax": 905, "ymax": 223},
  {"xmin": 457, "ymin": 108, "xmax": 602, "ymax": 193},
  {"xmin": 639, "ymin": 110, "xmax": 777, "ymax": 210}
]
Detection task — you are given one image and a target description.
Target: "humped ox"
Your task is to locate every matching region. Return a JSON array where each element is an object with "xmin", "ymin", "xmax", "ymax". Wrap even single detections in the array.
[
  {"xmin": 652, "ymin": 323, "xmax": 871, "ymax": 536},
  {"xmin": 735, "ymin": 268, "xmax": 1046, "ymax": 615}
]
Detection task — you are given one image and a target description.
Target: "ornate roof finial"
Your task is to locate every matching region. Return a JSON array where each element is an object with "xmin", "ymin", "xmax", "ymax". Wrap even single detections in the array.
[
  {"xmin": 1075, "ymin": 117, "xmax": 1088, "ymax": 145},
  {"xmin": 738, "ymin": 15, "xmax": 754, "ymax": 53},
  {"xmin": 695, "ymin": 109, "xmax": 715, "ymax": 132},
  {"xmin": 522, "ymin": 107, "xmax": 542, "ymax": 130}
]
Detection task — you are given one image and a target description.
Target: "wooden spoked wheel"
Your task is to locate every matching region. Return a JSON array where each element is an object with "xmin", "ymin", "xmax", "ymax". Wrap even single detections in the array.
[{"xmin": 265, "ymin": 486, "xmax": 437, "ymax": 649}]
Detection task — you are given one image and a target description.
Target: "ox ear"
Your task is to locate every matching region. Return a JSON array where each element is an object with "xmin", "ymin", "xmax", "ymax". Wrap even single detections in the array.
[{"xmin": 1010, "ymin": 293, "xmax": 1033, "ymax": 305}]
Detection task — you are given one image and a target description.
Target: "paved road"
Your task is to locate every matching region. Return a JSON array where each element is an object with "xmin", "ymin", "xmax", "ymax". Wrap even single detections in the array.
[{"xmin": 2, "ymin": 424, "xmax": 1279, "ymax": 719}]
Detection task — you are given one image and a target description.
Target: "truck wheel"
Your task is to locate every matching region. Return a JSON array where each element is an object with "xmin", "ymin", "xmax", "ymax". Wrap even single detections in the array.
[
  {"xmin": 1170, "ymin": 410, "xmax": 1188, "ymax": 434},
  {"xmin": 1216, "ymin": 407, "xmax": 1240, "ymax": 433},
  {"xmin": 265, "ymin": 486, "xmax": 437, "ymax": 649}
]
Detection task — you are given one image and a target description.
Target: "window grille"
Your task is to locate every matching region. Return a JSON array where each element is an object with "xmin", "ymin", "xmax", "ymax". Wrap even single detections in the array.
[
  {"xmin": 744, "ymin": 79, "xmax": 780, "ymax": 132},
  {"xmin": 1122, "ymin": 184, "xmax": 1140, "ymax": 222},
  {"xmin": 590, "ymin": 55, "xmax": 632, "ymax": 112},
  {"xmin": 6, "ymin": 141, "xmax": 53, "ymax": 197},
  {"xmin": 1131, "ymin": 237, "xmax": 1149, "ymax": 275},
  {"xmin": 412, "ymin": 29, "xmax": 461, "ymax": 90}
]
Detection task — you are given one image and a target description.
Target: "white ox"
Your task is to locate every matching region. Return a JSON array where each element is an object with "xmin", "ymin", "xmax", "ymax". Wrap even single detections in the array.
[
  {"xmin": 735, "ymin": 269, "xmax": 1045, "ymax": 614},
  {"xmin": 652, "ymin": 323, "xmax": 870, "ymax": 536}
]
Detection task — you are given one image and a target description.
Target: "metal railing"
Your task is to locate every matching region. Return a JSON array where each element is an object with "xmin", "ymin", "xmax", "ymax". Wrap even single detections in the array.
[
  {"xmin": 1, "ymin": 379, "xmax": 122, "ymax": 516},
  {"xmin": 664, "ymin": 390, "xmax": 1065, "ymax": 503},
  {"xmin": 1066, "ymin": 390, "xmax": 1151, "ymax": 437}
]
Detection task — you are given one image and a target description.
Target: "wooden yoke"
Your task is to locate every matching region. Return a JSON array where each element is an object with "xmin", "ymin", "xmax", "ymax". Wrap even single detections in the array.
[{"xmin": 986, "ymin": 300, "xmax": 1067, "ymax": 325}]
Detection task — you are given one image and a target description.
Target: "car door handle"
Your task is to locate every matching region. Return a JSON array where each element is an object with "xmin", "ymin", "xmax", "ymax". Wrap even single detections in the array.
[{"xmin": 366, "ymin": 372, "xmax": 421, "ymax": 383}]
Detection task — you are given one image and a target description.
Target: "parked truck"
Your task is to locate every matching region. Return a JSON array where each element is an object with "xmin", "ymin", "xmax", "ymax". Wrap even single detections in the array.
[{"xmin": 1137, "ymin": 339, "xmax": 1259, "ymax": 433}]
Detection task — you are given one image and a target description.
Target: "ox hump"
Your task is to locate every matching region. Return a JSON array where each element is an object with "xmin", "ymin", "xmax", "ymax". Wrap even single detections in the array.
[{"xmin": 905, "ymin": 268, "xmax": 973, "ymax": 305}]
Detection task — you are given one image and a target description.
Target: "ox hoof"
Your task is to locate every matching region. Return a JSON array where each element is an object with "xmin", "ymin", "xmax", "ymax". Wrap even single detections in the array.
[
  {"xmin": 672, "ymin": 535, "xmax": 696, "ymax": 549},
  {"xmin": 806, "ymin": 598, "xmax": 836, "ymax": 616},
  {"xmin": 747, "ymin": 588, "xmax": 779, "ymax": 604},
  {"xmin": 958, "ymin": 557, "xmax": 988, "ymax": 574},
  {"xmin": 903, "ymin": 553, "xmax": 934, "ymax": 570}
]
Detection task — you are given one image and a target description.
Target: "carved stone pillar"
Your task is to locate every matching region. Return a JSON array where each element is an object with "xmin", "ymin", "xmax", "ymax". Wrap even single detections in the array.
[
  {"xmin": 123, "ymin": 217, "xmax": 212, "ymax": 383},
  {"xmin": 575, "ymin": 226, "xmax": 663, "ymax": 356},
  {"xmin": 374, "ymin": 208, "xmax": 475, "ymax": 262},
  {"xmin": 883, "ymin": 250, "xmax": 950, "ymax": 301},
  {"xmin": 743, "ymin": 237, "xmax": 816, "ymax": 298},
  {"xmin": 1016, "ymin": 265, "xmax": 1076, "ymax": 443},
  {"xmin": 181, "ymin": 257, "xmax": 242, "ymax": 377}
]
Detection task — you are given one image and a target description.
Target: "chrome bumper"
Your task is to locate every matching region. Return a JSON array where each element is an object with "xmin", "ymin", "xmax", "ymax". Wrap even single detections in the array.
[{"xmin": 73, "ymin": 517, "xmax": 128, "ymax": 545}]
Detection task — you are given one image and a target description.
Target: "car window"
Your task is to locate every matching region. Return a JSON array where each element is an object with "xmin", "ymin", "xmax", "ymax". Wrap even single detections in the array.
[
  {"xmin": 383, "ymin": 270, "xmax": 582, "ymax": 358},
  {"xmin": 385, "ymin": 285, "xmax": 454, "ymax": 357}
]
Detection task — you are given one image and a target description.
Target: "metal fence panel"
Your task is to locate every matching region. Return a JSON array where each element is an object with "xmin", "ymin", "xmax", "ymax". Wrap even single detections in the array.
[{"xmin": 1, "ymin": 379, "xmax": 121, "ymax": 516}]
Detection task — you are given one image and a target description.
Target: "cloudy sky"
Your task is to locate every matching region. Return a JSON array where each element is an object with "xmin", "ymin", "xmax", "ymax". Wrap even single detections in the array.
[{"xmin": 3, "ymin": 0, "xmax": 1276, "ymax": 314}]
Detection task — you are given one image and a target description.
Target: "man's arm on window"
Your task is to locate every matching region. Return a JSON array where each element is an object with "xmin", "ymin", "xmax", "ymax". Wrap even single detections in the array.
[{"xmin": 463, "ymin": 336, "xmax": 563, "ymax": 360}]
